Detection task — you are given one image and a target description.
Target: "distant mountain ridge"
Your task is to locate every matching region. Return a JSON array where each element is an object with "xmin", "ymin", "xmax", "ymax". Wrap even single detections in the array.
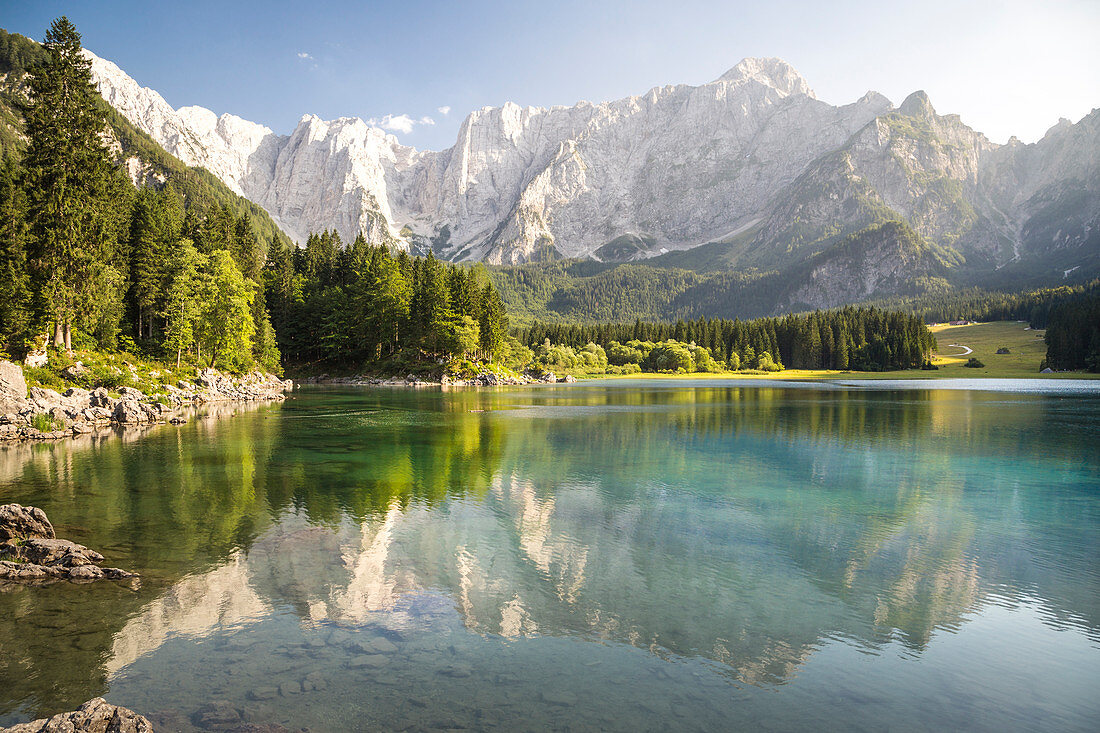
[{"xmin": 85, "ymin": 49, "xmax": 1097, "ymax": 283}]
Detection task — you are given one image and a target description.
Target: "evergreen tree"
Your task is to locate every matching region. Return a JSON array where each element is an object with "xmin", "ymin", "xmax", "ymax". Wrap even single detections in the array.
[
  {"xmin": 22, "ymin": 17, "xmax": 120, "ymax": 350},
  {"xmin": 478, "ymin": 283, "xmax": 506, "ymax": 360},
  {"xmin": 0, "ymin": 154, "xmax": 34, "ymax": 354}
]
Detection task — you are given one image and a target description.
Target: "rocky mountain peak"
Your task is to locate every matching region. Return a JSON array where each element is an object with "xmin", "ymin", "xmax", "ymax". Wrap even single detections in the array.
[
  {"xmin": 897, "ymin": 90, "xmax": 935, "ymax": 118},
  {"xmin": 715, "ymin": 57, "xmax": 815, "ymax": 98}
]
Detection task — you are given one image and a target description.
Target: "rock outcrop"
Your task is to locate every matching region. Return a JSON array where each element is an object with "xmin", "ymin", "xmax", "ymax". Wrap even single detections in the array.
[
  {"xmin": 0, "ymin": 363, "xmax": 292, "ymax": 443},
  {"xmin": 0, "ymin": 359, "xmax": 28, "ymax": 413},
  {"xmin": 0, "ymin": 503, "xmax": 55, "ymax": 542},
  {"xmin": 0, "ymin": 697, "xmax": 152, "ymax": 733},
  {"xmin": 314, "ymin": 369, "xmax": 564, "ymax": 388},
  {"xmin": 0, "ymin": 504, "xmax": 137, "ymax": 585},
  {"xmin": 85, "ymin": 49, "xmax": 1098, "ymax": 279}
]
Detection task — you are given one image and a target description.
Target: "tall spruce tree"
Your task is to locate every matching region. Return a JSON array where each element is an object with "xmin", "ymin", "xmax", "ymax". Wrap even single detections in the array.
[
  {"xmin": 0, "ymin": 154, "xmax": 34, "ymax": 354},
  {"xmin": 22, "ymin": 17, "xmax": 119, "ymax": 351}
]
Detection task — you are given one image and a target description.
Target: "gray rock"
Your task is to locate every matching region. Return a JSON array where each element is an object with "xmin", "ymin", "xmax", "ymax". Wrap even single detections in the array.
[
  {"xmin": 1, "ymin": 697, "xmax": 153, "ymax": 732},
  {"xmin": 113, "ymin": 399, "xmax": 152, "ymax": 424},
  {"xmin": 61, "ymin": 362, "xmax": 88, "ymax": 379},
  {"xmin": 63, "ymin": 386, "xmax": 91, "ymax": 402},
  {"xmin": 192, "ymin": 700, "xmax": 241, "ymax": 729},
  {"xmin": 0, "ymin": 360, "xmax": 28, "ymax": 405},
  {"xmin": 29, "ymin": 386, "xmax": 63, "ymax": 408},
  {"xmin": 0, "ymin": 503, "xmax": 55, "ymax": 541},
  {"xmin": 19, "ymin": 538, "xmax": 105, "ymax": 566},
  {"xmin": 0, "ymin": 505, "xmax": 136, "ymax": 585},
  {"xmin": 23, "ymin": 347, "xmax": 48, "ymax": 369},
  {"xmin": 67, "ymin": 565, "xmax": 105, "ymax": 580},
  {"xmin": 89, "ymin": 387, "xmax": 113, "ymax": 408}
]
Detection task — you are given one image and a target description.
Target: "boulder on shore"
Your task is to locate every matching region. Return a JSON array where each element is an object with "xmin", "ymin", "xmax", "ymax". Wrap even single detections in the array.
[
  {"xmin": 0, "ymin": 359, "xmax": 29, "ymax": 413},
  {"xmin": 0, "ymin": 697, "xmax": 152, "ymax": 732},
  {"xmin": 0, "ymin": 503, "xmax": 137, "ymax": 585},
  {"xmin": 0, "ymin": 503, "xmax": 55, "ymax": 542}
]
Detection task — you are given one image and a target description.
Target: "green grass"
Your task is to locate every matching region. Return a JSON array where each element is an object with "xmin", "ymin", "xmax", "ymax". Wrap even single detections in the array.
[
  {"xmin": 928, "ymin": 321, "xmax": 1061, "ymax": 377},
  {"xmin": 30, "ymin": 412, "xmax": 65, "ymax": 432}
]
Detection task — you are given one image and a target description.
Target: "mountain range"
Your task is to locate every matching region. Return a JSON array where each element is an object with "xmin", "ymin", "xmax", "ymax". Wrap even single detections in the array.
[{"xmin": 88, "ymin": 50, "xmax": 1098, "ymax": 285}]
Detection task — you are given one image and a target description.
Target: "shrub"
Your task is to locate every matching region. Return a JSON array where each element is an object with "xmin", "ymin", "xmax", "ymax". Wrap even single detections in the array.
[
  {"xmin": 22, "ymin": 365, "xmax": 67, "ymax": 391},
  {"xmin": 964, "ymin": 357, "xmax": 985, "ymax": 368},
  {"xmin": 30, "ymin": 413, "xmax": 64, "ymax": 432}
]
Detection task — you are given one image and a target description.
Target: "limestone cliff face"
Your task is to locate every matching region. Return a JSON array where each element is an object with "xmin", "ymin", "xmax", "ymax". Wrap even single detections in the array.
[
  {"xmin": 780, "ymin": 221, "xmax": 947, "ymax": 310},
  {"xmin": 86, "ymin": 50, "xmax": 1098, "ymax": 279}
]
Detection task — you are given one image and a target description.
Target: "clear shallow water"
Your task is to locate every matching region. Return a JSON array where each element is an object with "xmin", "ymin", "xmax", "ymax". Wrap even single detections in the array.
[{"xmin": 1, "ymin": 381, "xmax": 1098, "ymax": 732}]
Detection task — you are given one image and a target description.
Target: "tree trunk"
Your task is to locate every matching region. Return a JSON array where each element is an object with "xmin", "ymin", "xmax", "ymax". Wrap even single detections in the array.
[
  {"xmin": 63, "ymin": 321, "xmax": 71, "ymax": 353},
  {"xmin": 176, "ymin": 349, "xmax": 182, "ymax": 369},
  {"xmin": 52, "ymin": 320, "xmax": 64, "ymax": 348}
]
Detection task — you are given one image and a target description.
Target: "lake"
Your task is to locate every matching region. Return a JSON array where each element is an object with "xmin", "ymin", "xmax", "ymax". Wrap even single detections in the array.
[{"xmin": 1, "ymin": 380, "xmax": 1098, "ymax": 731}]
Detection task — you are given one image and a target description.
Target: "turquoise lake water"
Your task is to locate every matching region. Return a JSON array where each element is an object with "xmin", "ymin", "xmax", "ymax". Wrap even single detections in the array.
[{"xmin": 1, "ymin": 380, "xmax": 1098, "ymax": 731}]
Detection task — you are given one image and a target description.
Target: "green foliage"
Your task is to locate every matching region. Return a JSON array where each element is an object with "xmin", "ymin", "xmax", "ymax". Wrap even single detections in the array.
[
  {"xmin": 0, "ymin": 20, "xmax": 283, "ymax": 373},
  {"xmin": 521, "ymin": 307, "xmax": 934, "ymax": 373},
  {"xmin": 22, "ymin": 364, "xmax": 66, "ymax": 391},
  {"xmin": 197, "ymin": 250, "xmax": 256, "ymax": 371},
  {"xmin": 1044, "ymin": 291, "xmax": 1100, "ymax": 372},
  {"xmin": 30, "ymin": 412, "xmax": 64, "ymax": 432},
  {"xmin": 162, "ymin": 239, "xmax": 204, "ymax": 367},
  {"xmin": 22, "ymin": 17, "xmax": 129, "ymax": 350},
  {"xmin": 274, "ymin": 231, "xmax": 511, "ymax": 371},
  {"xmin": 964, "ymin": 357, "xmax": 985, "ymax": 368}
]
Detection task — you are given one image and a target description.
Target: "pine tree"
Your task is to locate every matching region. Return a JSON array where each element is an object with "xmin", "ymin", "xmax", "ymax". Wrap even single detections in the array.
[
  {"xmin": 0, "ymin": 154, "xmax": 35, "ymax": 355},
  {"xmin": 409, "ymin": 252, "xmax": 452, "ymax": 353},
  {"xmin": 23, "ymin": 17, "xmax": 119, "ymax": 351},
  {"xmin": 478, "ymin": 284, "xmax": 506, "ymax": 360}
]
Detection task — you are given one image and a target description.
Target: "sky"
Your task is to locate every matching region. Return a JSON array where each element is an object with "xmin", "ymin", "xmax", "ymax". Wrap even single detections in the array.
[{"xmin": 1, "ymin": 0, "xmax": 1097, "ymax": 150}]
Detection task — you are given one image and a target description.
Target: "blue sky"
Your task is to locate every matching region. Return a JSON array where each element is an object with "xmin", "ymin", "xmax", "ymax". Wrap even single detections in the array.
[{"xmin": 2, "ymin": 0, "xmax": 1097, "ymax": 149}]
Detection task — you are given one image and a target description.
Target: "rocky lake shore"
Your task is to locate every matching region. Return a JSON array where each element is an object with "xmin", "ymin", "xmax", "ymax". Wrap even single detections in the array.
[
  {"xmin": 303, "ymin": 370, "xmax": 576, "ymax": 387},
  {"xmin": 0, "ymin": 360, "xmax": 292, "ymax": 443}
]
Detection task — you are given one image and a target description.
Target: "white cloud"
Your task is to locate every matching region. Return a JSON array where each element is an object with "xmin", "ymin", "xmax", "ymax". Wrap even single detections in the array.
[
  {"xmin": 368, "ymin": 113, "xmax": 434, "ymax": 135},
  {"xmin": 296, "ymin": 52, "xmax": 313, "ymax": 61},
  {"xmin": 437, "ymin": 105, "xmax": 451, "ymax": 116}
]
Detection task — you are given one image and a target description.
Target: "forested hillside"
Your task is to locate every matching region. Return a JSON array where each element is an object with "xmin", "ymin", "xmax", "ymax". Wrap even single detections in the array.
[{"xmin": 0, "ymin": 27, "xmax": 291, "ymax": 251}]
